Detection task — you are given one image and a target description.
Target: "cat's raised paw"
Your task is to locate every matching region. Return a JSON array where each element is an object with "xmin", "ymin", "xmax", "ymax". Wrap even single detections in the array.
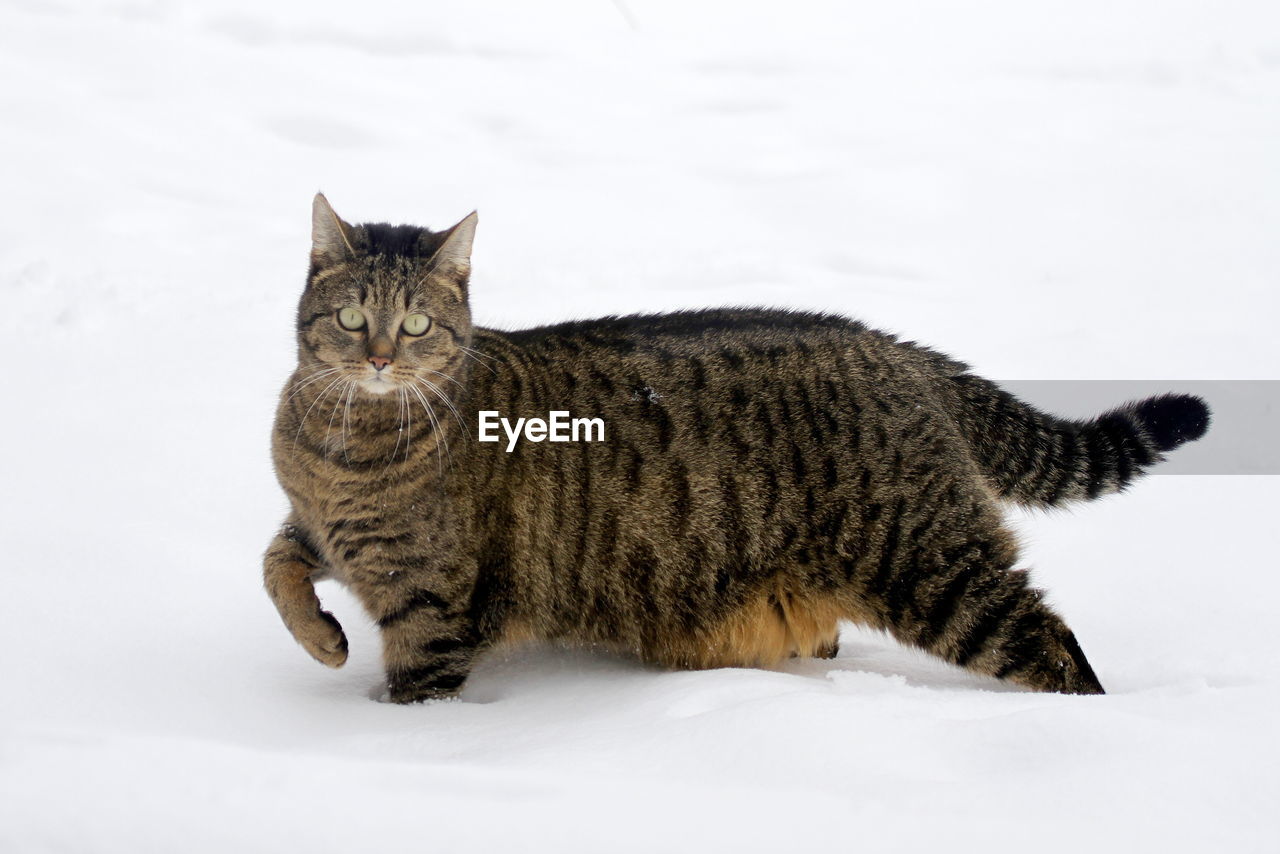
[{"xmin": 295, "ymin": 609, "xmax": 348, "ymax": 668}]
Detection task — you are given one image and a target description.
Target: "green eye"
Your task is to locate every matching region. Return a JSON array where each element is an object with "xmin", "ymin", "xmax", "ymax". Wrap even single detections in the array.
[
  {"xmin": 337, "ymin": 307, "xmax": 366, "ymax": 331},
  {"xmin": 402, "ymin": 313, "xmax": 431, "ymax": 337}
]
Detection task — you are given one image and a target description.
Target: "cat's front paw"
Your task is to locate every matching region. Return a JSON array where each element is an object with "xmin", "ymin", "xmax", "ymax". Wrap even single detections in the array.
[
  {"xmin": 294, "ymin": 609, "xmax": 349, "ymax": 668},
  {"xmin": 386, "ymin": 687, "xmax": 462, "ymax": 705},
  {"xmin": 372, "ymin": 685, "xmax": 456, "ymax": 704},
  {"xmin": 385, "ymin": 671, "xmax": 466, "ymax": 704}
]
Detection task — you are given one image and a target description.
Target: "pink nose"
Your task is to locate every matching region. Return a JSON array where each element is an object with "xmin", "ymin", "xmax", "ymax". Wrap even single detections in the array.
[{"xmin": 369, "ymin": 355, "xmax": 392, "ymax": 371}]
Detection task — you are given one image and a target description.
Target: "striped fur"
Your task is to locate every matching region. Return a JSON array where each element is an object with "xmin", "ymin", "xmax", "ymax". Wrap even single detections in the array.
[
  {"xmin": 945, "ymin": 376, "xmax": 1210, "ymax": 507},
  {"xmin": 264, "ymin": 196, "xmax": 1210, "ymax": 702}
]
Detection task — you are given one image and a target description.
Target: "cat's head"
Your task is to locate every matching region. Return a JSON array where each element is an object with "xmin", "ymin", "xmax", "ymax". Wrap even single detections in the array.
[{"xmin": 295, "ymin": 193, "xmax": 476, "ymax": 396}]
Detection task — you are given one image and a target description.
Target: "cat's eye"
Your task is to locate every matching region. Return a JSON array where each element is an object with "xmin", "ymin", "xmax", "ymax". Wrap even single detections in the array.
[
  {"xmin": 337, "ymin": 307, "xmax": 366, "ymax": 331},
  {"xmin": 402, "ymin": 313, "xmax": 432, "ymax": 337}
]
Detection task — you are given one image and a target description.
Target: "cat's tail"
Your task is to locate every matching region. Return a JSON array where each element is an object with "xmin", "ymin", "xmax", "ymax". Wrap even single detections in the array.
[{"xmin": 943, "ymin": 374, "xmax": 1210, "ymax": 508}]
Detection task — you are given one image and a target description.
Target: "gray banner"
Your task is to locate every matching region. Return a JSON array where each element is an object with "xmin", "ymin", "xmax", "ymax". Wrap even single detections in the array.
[{"xmin": 998, "ymin": 381, "xmax": 1279, "ymax": 475}]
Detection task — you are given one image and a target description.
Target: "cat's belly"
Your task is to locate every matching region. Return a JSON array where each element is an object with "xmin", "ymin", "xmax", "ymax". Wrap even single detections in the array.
[
  {"xmin": 505, "ymin": 581, "xmax": 848, "ymax": 671},
  {"xmin": 644, "ymin": 585, "xmax": 846, "ymax": 670}
]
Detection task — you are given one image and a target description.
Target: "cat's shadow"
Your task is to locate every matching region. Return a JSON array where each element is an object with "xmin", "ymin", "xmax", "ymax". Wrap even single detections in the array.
[
  {"xmin": 779, "ymin": 626, "xmax": 1025, "ymax": 693},
  {"xmin": 402, "ymin": 623, "xmax": 1026, "ymax": 705}
]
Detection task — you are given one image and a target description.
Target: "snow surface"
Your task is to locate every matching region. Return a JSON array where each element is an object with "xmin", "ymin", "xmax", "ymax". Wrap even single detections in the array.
[{"xmin": 2, "ymin": 1, "xmax": 1278, "ymax": 851}]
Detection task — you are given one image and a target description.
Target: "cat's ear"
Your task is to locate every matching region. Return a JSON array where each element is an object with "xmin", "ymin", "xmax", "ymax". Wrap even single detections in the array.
[
  {"xmin": 311, "ymin": 193, "xmax": 355, "ymax": 266},
  {"xmin": 427, "ymin": 211, "xmax": 478, "ymax": 288}
]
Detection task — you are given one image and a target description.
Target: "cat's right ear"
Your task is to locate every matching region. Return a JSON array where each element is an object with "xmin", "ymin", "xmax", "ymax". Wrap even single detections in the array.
[{"xmin": 311, "ymin": 193, "xmax": 355, "ymax": 267}]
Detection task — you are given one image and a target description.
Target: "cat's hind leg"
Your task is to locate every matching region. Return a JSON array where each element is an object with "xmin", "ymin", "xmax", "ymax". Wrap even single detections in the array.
[
  {"xmin": 922, "ymin": 565, "xmax": 1104, "ymax": 695},
  {"xmin": 848, "ymin": 521, "xmax": 1105, "ymax": 695}
]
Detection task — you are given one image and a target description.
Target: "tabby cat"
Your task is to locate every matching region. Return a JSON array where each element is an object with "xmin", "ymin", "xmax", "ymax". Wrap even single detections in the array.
[{"xmin": 264, "ymin": 194, "xmax": 1210, "ymax": 702}]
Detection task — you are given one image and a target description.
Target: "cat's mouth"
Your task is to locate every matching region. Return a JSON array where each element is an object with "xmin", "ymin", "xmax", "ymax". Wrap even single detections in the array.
[{"xmin": 360, "ymin": 373, "xmax": 399, "ymax": 395}]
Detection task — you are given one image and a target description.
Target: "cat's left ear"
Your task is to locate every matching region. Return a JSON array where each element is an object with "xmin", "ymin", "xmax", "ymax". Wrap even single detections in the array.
[{"xmin": 426, "ymin": 212, "xmax": 478, "ymax": 290}]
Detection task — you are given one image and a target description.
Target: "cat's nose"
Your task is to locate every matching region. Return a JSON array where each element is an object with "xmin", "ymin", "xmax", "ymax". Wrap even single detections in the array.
[{"xmin": 369, "ymin": 355, "xmax": 392, "ymax": 371}]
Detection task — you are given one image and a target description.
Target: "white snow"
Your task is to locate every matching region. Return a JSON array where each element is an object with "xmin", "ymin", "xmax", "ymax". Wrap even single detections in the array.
[{"xmin": 2, "ymin": 1, "xmax": 1277, "ymax": 851}]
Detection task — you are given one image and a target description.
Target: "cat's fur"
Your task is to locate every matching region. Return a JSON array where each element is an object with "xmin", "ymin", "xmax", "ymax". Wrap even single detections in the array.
[{"xmin": 264, "ymin": 194, "xmax": 1211, "ymax": 702}]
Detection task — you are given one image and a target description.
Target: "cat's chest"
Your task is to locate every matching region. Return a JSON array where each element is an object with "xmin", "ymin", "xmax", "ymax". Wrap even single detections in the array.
[{"xmin": 284, "ymin": 462, "xmax": 447, "ymax": 579}]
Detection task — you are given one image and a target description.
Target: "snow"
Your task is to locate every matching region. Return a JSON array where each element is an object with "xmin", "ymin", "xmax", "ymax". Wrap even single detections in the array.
[{"xmin": 2, "ymin": 1, "xmax": 1278, "ymax": 851}]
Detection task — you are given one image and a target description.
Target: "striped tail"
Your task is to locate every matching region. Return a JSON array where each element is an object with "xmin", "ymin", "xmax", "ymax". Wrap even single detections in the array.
[{"xmin": 945, "ymin": 375, "xmax": 1210, "ymax": 508}]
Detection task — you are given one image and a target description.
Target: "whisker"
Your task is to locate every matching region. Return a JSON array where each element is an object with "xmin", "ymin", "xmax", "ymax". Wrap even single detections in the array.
[
  {"xmin": 457, "ymin": 346, "xmax": 498, "ymax": 375},
  {"xmin": 293, "ymin": 375, "xmax": 349, "ymax": 449},
  {"xmin": 384, "ymin": 386, "xmax": 407, "ymax": 471},
  {"xmin": 402, "ymin": 386, "xmax": 412, "ymax": 463},
  {"xmin": 424, "ymin": 368, "xmax": 465, "ymax": 390},
  {"xmin": 321, "ymin": 378, "xmax": 349, "ymax": 457},
  {"xmin": 340, "ymin": 381, "xmax": 357, "ymax": 463},
  {"xmin": 459, "ymin": 344, "xmax": 498, "ymax": 364},
  {"xmin": 414, "ymin": 376, "xmax": 469, "ymax": 440},
  {"xmin": 406, "ymin": 381, "xmax": 449, "ymax": 477},
  {"xmin": 282, "ymin": 366, "xmax": 343, "ymax": 407},
  {"xmin": 283, "ymin": 365, "xmax": 337, "ymax": 396}
]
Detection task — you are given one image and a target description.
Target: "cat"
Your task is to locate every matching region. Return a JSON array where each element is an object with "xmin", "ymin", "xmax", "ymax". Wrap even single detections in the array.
[{"xmin": 264, "ymin": 194, "xmax": 1211, "ymax": 703}]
